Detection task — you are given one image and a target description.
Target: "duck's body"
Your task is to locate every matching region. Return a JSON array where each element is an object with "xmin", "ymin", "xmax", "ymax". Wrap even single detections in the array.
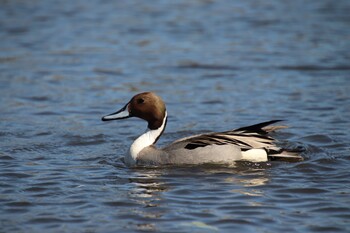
[{"xmin": 102, "ymin": 92, "xmax": 302, "ymax": 166}]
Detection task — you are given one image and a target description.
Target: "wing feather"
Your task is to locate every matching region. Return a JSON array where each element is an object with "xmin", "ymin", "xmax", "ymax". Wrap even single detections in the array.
[{"xmin": 182, "ymin": 120, "xmax": 284, "ymax": 151}]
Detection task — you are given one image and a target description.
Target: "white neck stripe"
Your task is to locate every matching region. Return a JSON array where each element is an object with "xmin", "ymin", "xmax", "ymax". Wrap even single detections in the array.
[{"xmin": 127, "ymin": 111, "xmax": 167, "ymax": 164}]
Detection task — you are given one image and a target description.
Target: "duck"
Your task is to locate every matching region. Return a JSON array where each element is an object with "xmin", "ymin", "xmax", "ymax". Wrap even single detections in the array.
[{"xmin": 102, "ymin": 92, "xmax": 303, "ymax": 166}]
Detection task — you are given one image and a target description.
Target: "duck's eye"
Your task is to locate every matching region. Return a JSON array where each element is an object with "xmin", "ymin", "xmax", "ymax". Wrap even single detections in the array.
[{"xmin": 137, "ymin": 98, "xmax": 144, "ymax": 104}]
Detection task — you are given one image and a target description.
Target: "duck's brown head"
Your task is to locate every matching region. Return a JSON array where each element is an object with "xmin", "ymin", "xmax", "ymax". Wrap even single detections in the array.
[{"xmin": 102, "ymin": 92, "xmax": 166, "ymax": 130}]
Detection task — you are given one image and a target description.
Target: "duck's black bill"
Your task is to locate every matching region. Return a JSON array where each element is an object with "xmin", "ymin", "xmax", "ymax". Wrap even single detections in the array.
[{"xmin": 101, "ymin": 103, "xmax": 131, "ymax": 121}]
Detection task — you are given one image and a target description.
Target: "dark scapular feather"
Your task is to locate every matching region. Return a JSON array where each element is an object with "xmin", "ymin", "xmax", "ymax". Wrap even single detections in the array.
[
  {"xmin": 233, "ymin": 120, "xmax": 283, "ymax": 134},
  {"xmin": 184, "ymin": 120, "xmax": 283, "ymax": 150}
]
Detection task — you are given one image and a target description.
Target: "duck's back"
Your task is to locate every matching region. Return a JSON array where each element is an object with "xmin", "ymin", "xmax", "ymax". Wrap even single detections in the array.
[
  {"xmin": 136, "ymin": 142, "xmax": 242, "ymax": 166},
  {"xmin": 165, "ymin": 142, "xmax": 243, "ymax": 164}
]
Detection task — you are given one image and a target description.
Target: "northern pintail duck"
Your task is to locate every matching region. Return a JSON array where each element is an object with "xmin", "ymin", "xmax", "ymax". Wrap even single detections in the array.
[{"xmin": 102, "ymin": 92, "xmax": 302, "ymax": 166}]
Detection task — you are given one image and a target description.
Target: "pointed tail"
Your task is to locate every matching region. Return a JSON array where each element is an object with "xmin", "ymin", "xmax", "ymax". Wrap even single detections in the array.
[{"xmin": 268, "ymin": 150, "xmax": 304, "ymax": 162}]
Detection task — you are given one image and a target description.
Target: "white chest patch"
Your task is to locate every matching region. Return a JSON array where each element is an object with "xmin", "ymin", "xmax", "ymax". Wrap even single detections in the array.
[{"xmin": 125, "ymin": 112, "xmax": 167, "ymax": 165}]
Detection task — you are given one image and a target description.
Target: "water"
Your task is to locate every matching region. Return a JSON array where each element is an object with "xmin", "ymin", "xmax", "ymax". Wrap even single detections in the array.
[{"xmin": 1, "ymin": 0, "xmax": 350, "ymax": 232}]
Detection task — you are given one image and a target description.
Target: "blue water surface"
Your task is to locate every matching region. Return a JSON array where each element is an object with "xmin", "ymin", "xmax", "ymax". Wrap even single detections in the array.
[{"xmin": 1, "ymin": 0, "xmax": 350, "ymax": 232}]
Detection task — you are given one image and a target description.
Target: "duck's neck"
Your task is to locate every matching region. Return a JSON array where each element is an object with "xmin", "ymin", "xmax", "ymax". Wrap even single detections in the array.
[{"xmin": 128, "ymin": 111, "xmax": 167, "ymax": 163}]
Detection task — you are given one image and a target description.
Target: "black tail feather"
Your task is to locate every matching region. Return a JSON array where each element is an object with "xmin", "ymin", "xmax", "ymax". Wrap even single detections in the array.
[{"xmin": 267, "ymin": 148, "xmax": 304, "ymax": 162}]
